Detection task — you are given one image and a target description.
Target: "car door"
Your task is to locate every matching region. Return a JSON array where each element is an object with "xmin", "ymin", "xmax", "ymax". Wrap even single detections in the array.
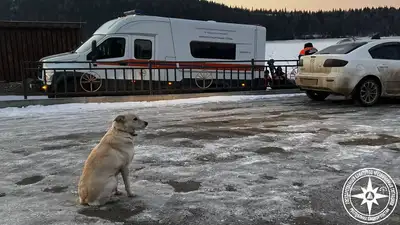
[
  {"xmin": 131, "ymin": 36, "xmax": 156, "ymax": 82},
  {"xmin": 368, "ymin": 42, "xmax": 400, "ymax": 95},
  {"xmin": 85, "ymin": 35, "xmax": 132, "ymax": 91}
]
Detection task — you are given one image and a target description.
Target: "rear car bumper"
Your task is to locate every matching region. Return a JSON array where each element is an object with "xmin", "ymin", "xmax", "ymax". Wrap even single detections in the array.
[{"xmin": 295, "ymin": 73, "xmax": 355, "ymax": 96}]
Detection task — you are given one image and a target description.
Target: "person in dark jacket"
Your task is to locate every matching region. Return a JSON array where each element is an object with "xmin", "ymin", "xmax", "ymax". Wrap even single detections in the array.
[{"xmin": 298, "ymin": 42, "xmax": 318, "ymax": 59}]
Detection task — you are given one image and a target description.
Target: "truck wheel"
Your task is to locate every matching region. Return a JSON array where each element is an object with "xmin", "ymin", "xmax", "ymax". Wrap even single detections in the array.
[
  {"xmin": 353, "ymin": 78, "xmax": 381, "ymax": 106},
  {"xmin": 47, "ymin": 91, "xmax": 55, "ymax": 98},
  {"xmin": 55, "ymin": 79, "xmax": 77, "ymax": 92},
  {"xmin": 306, "ymin": 90, "xmax": 330, "ymax": 101}
]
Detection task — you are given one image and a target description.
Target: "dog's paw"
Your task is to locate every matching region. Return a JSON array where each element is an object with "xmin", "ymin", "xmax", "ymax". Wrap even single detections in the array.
[
  {"xmin": 127, "ymin": 193, "xmax": 136, "ymax": 198},
  {"xmin": 87, "ymin": 201, "xmax": 102, "ymax": 207},
  {"xmin": 114, "ymin": 190, "xmax": 123, "ymax": 196}
]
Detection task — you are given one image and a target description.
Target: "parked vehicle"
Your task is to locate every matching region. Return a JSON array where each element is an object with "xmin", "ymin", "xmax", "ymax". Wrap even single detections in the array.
[
  {"xmin": 38, "ymin": 10, "xmax": 266, "ymax": 96},
  {"xmin": 295, "ymin": 37, "xmax": 400, "ymax": 106}
]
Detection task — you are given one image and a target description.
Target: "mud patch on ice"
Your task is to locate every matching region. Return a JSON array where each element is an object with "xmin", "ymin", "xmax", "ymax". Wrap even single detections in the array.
[
  {"xmin": 254, "ymin": 174, "xmax": 278, "ymax": 184},
  {"xmin": 276, "ymin": 113, "xmax": 328, "ymax": 121},
  {"xmin": 15, "ymin": 175, "xmax": 45, "ymax": 185},
  {"xmin": 181, "ymin": 117, "xmax": 289, "ymax": 128},
  {"xmin": 162, "ymin": 139, "xmax": 204, "ymax": 148},
  {"xmin": 317, "ymin": 128, "xmax": 348, "ymax": 134},
  {"xmin": 11, "ymin": 149, "xmax": 31, "ymax": 156},
  {"xmin": 195, "ymin": 111, "xmax": 249, "ymax": 120},
  {"xmin": 165, "ymin": 180, "xmax": 201, "ymax": 193},
  {"xmin": 144, "ymin": 128, "xmax": 276, "ymax": 141},
  {"xmin": 195, "ymin": 153, "xmax": 244, "ymax": 163},
  {"xmin": 41, "ymin": 142, "xmax": 81, "ymax": 151},
  {"xmin": 254, "ymin": 146, "xmax": 287, "ymax": 155},
  {"xmin": 259, "ymin": 174, "xmax": 278, "ymax": 180},
  {"xmin": 225, "ymin": 185, "xmax": 237, "ymax": 192},
  {"xmin": 292, "ymin": 182, "xmax": 304, "ymax": 187},
  {"xmin": 339, "ymin": 134, "xmax": 400, "ymax": 146},
  {"xmin": 43, "ymin": 185, "xmax": 69, "ymax": 193},
  {"xmin": 255, "ymin": 129, "xmax": 317, "ymax": 134},
  {"xmin": 77, "ymin": 203, "xmax": 145, "ymax": 222},
  {"xmin": 207, "ymin": 106, "xmax": 242, "ymax": 112}
]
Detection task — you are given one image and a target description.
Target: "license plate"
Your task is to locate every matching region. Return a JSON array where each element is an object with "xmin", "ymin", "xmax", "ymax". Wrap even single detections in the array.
[{"xmin": 301, "ymin": 78, "xmax": 318, "ymax": 86}]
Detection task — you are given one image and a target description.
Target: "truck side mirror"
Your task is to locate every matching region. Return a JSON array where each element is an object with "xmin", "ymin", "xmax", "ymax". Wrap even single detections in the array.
[{"xmin": 91, "ymin": 40, "xmax": 98, "ymax": 62}]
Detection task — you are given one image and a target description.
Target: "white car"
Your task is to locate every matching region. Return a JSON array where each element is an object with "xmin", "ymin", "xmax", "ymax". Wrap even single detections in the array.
[{"xmin": 295, "ymin": 38, "xmax": 400, "ymax": 106}]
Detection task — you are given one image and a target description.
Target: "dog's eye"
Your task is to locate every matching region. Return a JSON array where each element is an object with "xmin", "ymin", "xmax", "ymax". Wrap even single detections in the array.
[{"xmin": 133, "ymin": 118, "xmax": 138, "ymax": 121}]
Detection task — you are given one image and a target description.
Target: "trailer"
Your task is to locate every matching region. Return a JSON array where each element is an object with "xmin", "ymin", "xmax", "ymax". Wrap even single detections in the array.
[{"xmin": 39, "ymin": 10, "xmax": 266, "ymax": 94}]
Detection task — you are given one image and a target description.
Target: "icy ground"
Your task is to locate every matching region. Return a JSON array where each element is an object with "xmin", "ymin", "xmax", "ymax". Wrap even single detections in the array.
[{"xmin": 1, "ymin": 94, "xmax": 400, "ymax": 225}]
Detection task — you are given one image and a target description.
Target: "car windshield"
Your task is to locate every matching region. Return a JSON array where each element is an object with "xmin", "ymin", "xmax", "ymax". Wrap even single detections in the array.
[
  {"xmin": 74, "ymin": 35, "xmax": 105, "ymax": 53},
  {"xmin": 316, "ymin": 42, "xmax": 368, "ymax": 55}
]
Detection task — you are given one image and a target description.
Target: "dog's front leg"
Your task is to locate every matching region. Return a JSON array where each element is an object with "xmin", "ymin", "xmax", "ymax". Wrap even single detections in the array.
[
  {"xmin": 113, "ymin": 175, "xmax": 122, "ymax": 196},
  {"xmin": 121, "ymin": 166, "xmax": 135, "ymax": 197}
]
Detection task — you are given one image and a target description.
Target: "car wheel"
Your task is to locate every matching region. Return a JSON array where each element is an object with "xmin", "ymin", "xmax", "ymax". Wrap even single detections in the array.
[
  {"xmin": 353, "ymin": 78, "xmax": 381, "ymax": 106},
  {"xmin": 305, "ymin": 90, "xmax": 330, "ymax": 101}
]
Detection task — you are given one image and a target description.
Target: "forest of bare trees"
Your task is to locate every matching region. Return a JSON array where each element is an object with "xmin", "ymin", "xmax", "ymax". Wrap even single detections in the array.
[{"xmin": 1, "ymin": 0, "xmax": 399, "ymax": 40}]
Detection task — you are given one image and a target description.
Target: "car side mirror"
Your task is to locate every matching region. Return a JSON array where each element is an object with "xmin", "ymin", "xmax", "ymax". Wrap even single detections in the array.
[{"xmin": 91, "ymin": 40, "xmax": 98, "ymax": 62}]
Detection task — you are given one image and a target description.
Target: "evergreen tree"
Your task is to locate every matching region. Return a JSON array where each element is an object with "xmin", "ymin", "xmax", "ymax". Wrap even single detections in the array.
[{"xmin": 1, "ymin": 0, "xmax": 399, "ymax": 40}]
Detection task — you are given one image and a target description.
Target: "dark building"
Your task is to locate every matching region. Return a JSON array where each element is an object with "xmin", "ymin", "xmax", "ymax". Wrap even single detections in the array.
[{"xmin": 0, "ymin": 20, "xmax": 84, "ymax": 82}]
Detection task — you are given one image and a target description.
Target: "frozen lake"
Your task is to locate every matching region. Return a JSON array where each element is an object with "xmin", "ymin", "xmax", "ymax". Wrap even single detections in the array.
[
  {"xmin": 265, "ymin": 36, "xmax": 400, "ymax": 61},
  {"xmin": 1, "ymin": 94, "xmax": 400, "ymax": 224},
  {"xmin": 265, "ymin": 38, "xmax": 340, "ymax": 61}
]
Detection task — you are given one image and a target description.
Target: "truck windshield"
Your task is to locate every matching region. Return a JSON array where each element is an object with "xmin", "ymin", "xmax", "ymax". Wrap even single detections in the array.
[{"xmin": 74, "ymin": 35, "xmax": 105, "ymax": 53}]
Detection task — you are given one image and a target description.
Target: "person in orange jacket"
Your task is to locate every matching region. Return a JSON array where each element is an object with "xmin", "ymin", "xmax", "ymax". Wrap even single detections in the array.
[{"xmin": 298, "ymin": 42, "xmax": 318, "ymax": 59}]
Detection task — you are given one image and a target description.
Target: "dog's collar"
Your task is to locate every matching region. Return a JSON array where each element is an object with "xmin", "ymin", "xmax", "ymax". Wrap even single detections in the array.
[{"xmin": 115, "ymin": 128, "xmax": 137, "ymax": 137}]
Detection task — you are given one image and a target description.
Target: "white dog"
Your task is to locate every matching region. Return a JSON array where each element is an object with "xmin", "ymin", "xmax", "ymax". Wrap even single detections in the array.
[{"xmin": 78, "ymin": 113, "xmax": 148, "ymax": 206}]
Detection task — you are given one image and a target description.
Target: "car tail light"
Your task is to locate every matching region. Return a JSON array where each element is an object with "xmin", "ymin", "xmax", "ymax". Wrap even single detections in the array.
[{"xmin": 323, "ymin": 59, "xmax": 348, "ymax": 67}]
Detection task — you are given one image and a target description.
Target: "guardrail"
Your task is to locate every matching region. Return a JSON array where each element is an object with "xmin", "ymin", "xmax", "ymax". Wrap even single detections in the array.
[{"xmin": 24, "ymin": 59, "xmax": 299, "ymax": 99}]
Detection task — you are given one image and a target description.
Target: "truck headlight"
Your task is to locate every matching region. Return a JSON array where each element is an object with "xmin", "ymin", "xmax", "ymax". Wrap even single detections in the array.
[{"xmin": 44, "ymin": 70, "xmax": 54, "ymax": 84}]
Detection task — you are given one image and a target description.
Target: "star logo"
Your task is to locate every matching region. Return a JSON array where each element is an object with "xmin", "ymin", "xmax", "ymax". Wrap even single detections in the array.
[
  {"xmin": 351, "ymin": 178, "xmax": 389, "ymax": 215},
  {"xmin": 342, "ymin": 168, "xmax": 398, "ymax": 224}
]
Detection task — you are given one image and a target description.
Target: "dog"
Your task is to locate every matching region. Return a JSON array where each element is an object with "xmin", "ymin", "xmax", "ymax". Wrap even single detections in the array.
[{"xmin": 78, "ymin": 113, "xmax": 148, "ymax": 206}]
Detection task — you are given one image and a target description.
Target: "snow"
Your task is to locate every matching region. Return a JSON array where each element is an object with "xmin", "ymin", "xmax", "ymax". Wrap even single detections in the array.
[
  {"xmin": 1, "ymin": 94, "xmax": 400, "ymax": 224},
  {"xmin": 0, "ymin": 94, "xmax": 304, "ymax": 118}
]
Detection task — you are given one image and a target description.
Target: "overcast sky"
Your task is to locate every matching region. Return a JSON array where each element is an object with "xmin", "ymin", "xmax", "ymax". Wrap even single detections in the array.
[{"xmin": 211, "ymin": 0, "xmax": 400, "ymax": 11}]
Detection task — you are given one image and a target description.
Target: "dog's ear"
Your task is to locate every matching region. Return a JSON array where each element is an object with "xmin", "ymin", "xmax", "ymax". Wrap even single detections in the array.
[{"xmin": 114, "ymin": 115, "xmax": 125, "ymax": 123}]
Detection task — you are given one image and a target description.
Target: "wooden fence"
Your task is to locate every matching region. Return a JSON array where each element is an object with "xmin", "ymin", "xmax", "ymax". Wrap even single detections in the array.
[{"xmin": 0, "ymin": 20, "xmax": 84, "ymax": 82}]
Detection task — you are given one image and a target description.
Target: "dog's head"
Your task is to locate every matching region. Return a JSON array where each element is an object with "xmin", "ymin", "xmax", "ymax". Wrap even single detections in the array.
[{"xmin": 113, "ymin": 113, "xmax": 148, "ymax": 136}]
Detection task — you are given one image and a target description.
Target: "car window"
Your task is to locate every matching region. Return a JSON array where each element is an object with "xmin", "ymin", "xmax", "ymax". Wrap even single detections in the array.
[
  {"xmin": 316, "ymin": 42, "xmax": 368, "ymax": 55},
  {"xmin": 369, "ymin": 44, "xmax": 400, "ymax": 60},
  {"xmin": 134, "ymin": 39, "xmax": 152, "ymax": 60},
  {"xmin": 190, "ymin": 41, "xmax": 236, "ymax": 60},
  {"xmin": 87, "ymin": 37, "xmax": 126, "ymax": 60}
]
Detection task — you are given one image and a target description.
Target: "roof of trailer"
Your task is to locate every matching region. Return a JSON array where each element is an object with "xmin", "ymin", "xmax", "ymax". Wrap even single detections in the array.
[{"xmin": 94, "ymin": 14, "xmax": 264, "ymax": 34}]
